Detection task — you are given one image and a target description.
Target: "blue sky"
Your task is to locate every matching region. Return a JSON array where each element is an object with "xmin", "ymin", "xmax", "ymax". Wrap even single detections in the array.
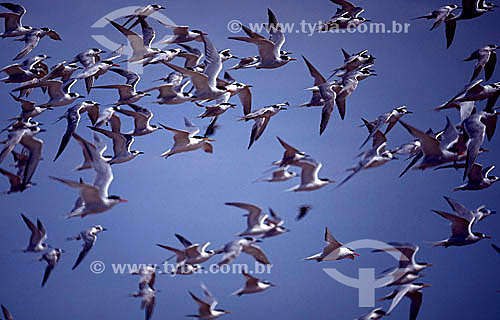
[{"xmin": 0, "ymin": 0, "xmax": 499, "ymax": 319}]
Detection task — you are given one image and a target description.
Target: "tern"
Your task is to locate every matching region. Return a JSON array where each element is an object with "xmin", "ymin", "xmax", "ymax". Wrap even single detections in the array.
[
  {"xmin": 113, "ymin": 103, "xmax": 160, "ymax": 136},
  {"xmin": 89, "ymin": 126, "xmax": 143, "ymax": 164},
  {"xmin": 39, "ymin": 248, "xmax": 63, "ymax": 287},
  {"xmin": 379, "ymin": 283, "xmax": 431, "ymax": 320},
  {"xmin": 121, "ymin": 4, "xmax": 165, "ymax": 29},
  {"xmin": 239, "ymin": 103, "xmax": 288, "ymax": 149},
  {"xmin": 13, "ymin": 27, "xmax": 61, "ymax": 60},
  {"xmin": 304, "ymin": 227, "xmax": 359, "ymax": 262},
  {"xmin": 142, "ymin": 48, "xmax": 184, "ymax": 66},
  {"xmin": 0, "ymin": 2, "xmax": 32, "ymax": 38},
  {"xmin": 12, "ymin": 79, "xmax": 85, "ymax": 108},
  {"xmin": 216, "ymin": 72, "xmax": 252, "ymax": 115},
  {"xmin": 144, "ymin": 80, "xmax": 193, "ymax": 104},
  {"xmin": 196, "ymin": 102, "xmax": 236, "ymax": 118},
  {"xmin": 462, "ymin": 105, "xmax": 498, "ymax": 179},
  {"xmin": 454, "ymin": 163, "xmax": 499, "ymax": 191},
  {"xmin": 159, "ymin": 122, "xmax": 215, "ymax": 158},
  {"xmin": 255, "ymin": 166, "xmax": 297, "ymax": 182},
  {"xmin": 67, "ymin": 225, "xmax": 107, "ymax": 270},
  {"xmin": 74, "ymin": 46, "xmax": 122, "ymax": 94},
  {"xmin": 302, "ymin": 56, "xmax": 340, "ymax": 135},
  {"xmin": 287, "ymin": 156, "xmax": 335, "ymax": 191},
  {"xmin": 157, "ymin": 234, "xmax": 216, "ymax": 266},
  {"xmin": 464, "ymin": 45, "xmax": 498, "ymax": 81},
  {"xmin": 8, "ymin": 93, "xmax": 47, "ymax": 123},
  {"xmin": 335, "ymin": 67, "xmax": 367, "ymax": 120},
  {"xmin": 107, "ymin": 18, "xmax": 159, "ymax": 62},
  {"xmin": 0, "ymin": 167, "xmax": 27, "ymax": 193},
  {"xmin": 372, "ymin": 242, "xmax": 432, "ymax": 286},
  {"xmin": 0, "ymin": 125, "xmax": 44, "ymax": 190},
  {"xmin": 232, "ymin": 271, "xmax": 277, "ymax": 296},
  {"xmin": 42, "ymin": 61, "xmax": 82, "ymax": 82},
  {"xmin": 53, "ymin": 101, "xmax": 100, "ymax": 161},
  {"xmin": 445, "ymin": 0, "xmax": 495, "ymax": 48},
  {"xmin": 413, "ymin": 4, "xmax": 460, "ymax": 40},
  {"xmin": 443, "ymin": 196, "xmax": 496, "ymax": 224},
  {"xmin": 92, "ymin": 68, "xmax": 150, "ymax": 106},
  {"xmin": 225, "ymin": 202, "xmax": 275, "ymax": 237},
  {"xmin": 339, "ymin": 131, "xmax": 395, "ymax": 187},
  {"xmin": 437, "ymin": 80, "xmax": 500, "ymax": 111},
  {"xmin": 50, "ymin": 133, "xmax": 127, "ymax": 218},
  {"xmin": 158, "ymin": 24, "xmax": 206, "ymax": 44},
  {"xmin": 431, "ymin": 204, "xmax": 491, "ymax": 247},
  {"xmin": 0, "ymin": 60, "xmax": 44, "ymax": 83},
  {"xmin": 360, "ymin": 106, "xmax": 412, "ymax": 148},
  {"xmin": 355, "ymin": 308, "xmax": 386, "ymax": 320},
  {"xmin": 216, "ymin": 238, "xmax": 270, "ymax": 266},
  {"xmin": 398, "ymin": 118, "xmax": 462, "ymax": 170},
  {"xmin": 130, "ymin": 265, "xmax": 156, "ymax": 290},
  {"xmin": 187, "ymin": 283, "xmax": 231, "ymax": 319},
  {"xmin": 165, "ymin": 35, "xmax": 230, "ymax": 101},
  {"xmin": 330, "ymin": 48, "xmax": 375, "ymax": 77},
  {"xmin": 20, "ymin": 213, "xmax": 48, "ymax": 252},
  {"xmin": 130, "ymin": 286, "xmax": 156, "ymax": 320},
  {"xmin": 177, "ymin": 43, "xmax": 203, "ymax": 69},
  {"xmin": 228, "ymin": 9, "xmax": 296, "ymax": 69},
  {"xmin": 274, "ymin": 136, "xmax": 308, "ymax": 167}
]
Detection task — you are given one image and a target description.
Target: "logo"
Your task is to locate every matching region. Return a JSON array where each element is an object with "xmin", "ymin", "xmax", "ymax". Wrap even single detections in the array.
[{"xmin": 322, "ymin": 239, "xmax": 408, "ymax": 307}]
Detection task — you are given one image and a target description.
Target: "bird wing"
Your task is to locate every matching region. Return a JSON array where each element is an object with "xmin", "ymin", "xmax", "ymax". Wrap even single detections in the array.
[
  {"xmin": 386, "ymin": 285, "xmax": 411, "ymax": 315},
  {"xmin": 468, "ymin": 163, "xmax": 484, "ymax": 183},
  {"xmin": 408, "ymin": 291, "xmax": 423, "ymax": 320},
  {"xmin": 175, "ymin": 233, "xmax": 193, "ymax": 247},
  {"xmin": 1, "ymin": 304, "xmax": 14, "ymax": 320},
  {"xmin": 159, "ymin": 124, "xmax": 191, "ymax": 146},
  {"xmin": 399, "ymin": 121, "xmax": 442, "ymax": 157},
  {"xmin": 243, "ymin": 244, "xmax": 270, "ymax": 264},
  {"xmin": 107, "ymin": 19, "xmax": 146, "ymax": 54},
  {"xmin": 443, "ymin": 196, "xmax": 471, "ymax": 218},
  {"xmin": 302, "ymin": 56, "xmax": 326, "ymax": 85},
  {"xmin": 432, "ymin": 210, "xmax": 472, "ymax": 238},
  {"xmin": 201, "ymin": 35, "xmax": 222, "ymax": 89},
  {"xmin": 14, "ymin": 31, "xmax": 40, "ymax": 60},
  {"xmin": 484, "ymin": 51, "xmax": 496, "ymax": 81},
  {"xmin": 225, "ymin": 202, "xmax": 263, "ymax": 228},
  {"xmin": 19, "ymin": 135, "xmax": 43, "ymax": 186}
]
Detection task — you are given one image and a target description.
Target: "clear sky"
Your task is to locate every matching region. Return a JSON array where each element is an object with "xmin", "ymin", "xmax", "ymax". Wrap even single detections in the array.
[{"xmin": 0, "ymin": 0, "xmax": 499, "ymax": 319}]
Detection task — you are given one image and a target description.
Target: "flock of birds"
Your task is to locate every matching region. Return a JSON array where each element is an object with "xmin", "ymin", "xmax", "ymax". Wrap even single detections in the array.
[{"xmin": 0, "ymin": 1, "xmax": 499, "ymax": 319}]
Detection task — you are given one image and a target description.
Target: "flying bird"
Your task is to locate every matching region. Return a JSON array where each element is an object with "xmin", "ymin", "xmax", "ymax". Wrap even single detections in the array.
[
  {"xmin": 67, "ymin": 225, "xmax": 107, "ymax": 270},
  {"xmin": 20, "ymin": 213, "xmax": 48, "ymax": 252},
  {"xmin": 232, "ymin": 271, "xmax": 276, "ymax": 296},
  {"xmin": 39, "ymin": 248, "xmax": 63, "ymax": 287},
  {"xmin": 186, "ymin": 283, "xmax": 231, "ymax": 319},
  {"xmin": 304, "ymin": 227, "xmax": 359, "ymax": 262}
]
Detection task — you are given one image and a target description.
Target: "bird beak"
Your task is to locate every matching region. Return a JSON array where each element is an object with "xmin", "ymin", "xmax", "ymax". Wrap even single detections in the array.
[
  {"xmin": 352, "ymin": 252, "xmax": 360, "ymax": 256},
  {"xmin": 112, "ymin": 64, "xmax": 120, "ymax": 67},
  {"xmin": 138, "ymin": 151, "xmax": 145, "ymax": 155},
  {"xmin": 485, "ymin": 235, "xmax": 492, "ymax": 239},
  {"xmin": 289, "ymin": 58, "xmax": 297, "ymax": 61},
  {"xmin": 422, "ymin": 284, "xmax": 432, "ymax": 288},
  {"xmin": 406, "ymin": 111, "xmax": 413, "ymax": 114},
  {"xmin": 270, "ymin": 283, "xmax": 278, "ymax": 287},
  {"xmin": 255, "ymin": 239, "xmax": 262, "ymax": 243},
  {"xmin": 119, "ymin": 199, "xmax": 128, "ymax": 203},
  {"xmin": 203, "ymin": 138, "xmax": 216, "ymax": 142},
  {"xmin": 102, "ymin": 228, "xmax": 108, "ymax": 231},
  {"xmin": 39, "ymin": 128, "xmax": 47, "ymax": 132},
  {"xmin": 202, "ymin": 32, "xmax": 208, "ymax": 35}
]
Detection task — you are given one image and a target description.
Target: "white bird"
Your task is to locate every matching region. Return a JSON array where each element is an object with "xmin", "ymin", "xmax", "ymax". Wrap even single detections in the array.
[
  {"xmin": 12, "ymin": 79, "xmax": 85, "ymax": 108},
  {"xmin": 372, "ymin": 242, "xmax": 432, "ymax": 286},
  {"xmin": 359, "ymin": 106, "xmax": 412, "ymax": 148},
  {"xmin": 159, "ymin": 24, "xmax": 206, "ymax": 44},
  {"xmin": 159, "ymin": 122, "xmax": 215, "ymax": 158},
  {"xmin": 114, "ymin": 103, "xmax": 160, "ymax": 136},
  {"xmin": 464, "ymin": 45, "xmax": 498, "ymax": 81},
  {"xmin": 330, "ymin": 48, "xmax": 375, "ymax": 77},
  {"xmin": 379, "ymin": 283, "xmax": 431, "ymax": 320},
  {"xmin": 398, "ymin": 118, "xmax": 461, "ymax": 169},
  {"xmin": 67, "ymin": 225, "xmax": 107, "ymax": 270},
  {"xmin": 42, "ymin": 61, "xmax": 82, "ymax": 82},
  {"xmin": 431, "ymin": 204, "xmax": 491, "ymax": 247},
  {"xmin": 287, "ymin": 156, "xmax": 335, "ymax": 192},
  {"xmin": 88, "ymin": 126, "xmax": 143, "ymax": 164},
  {"xmin": 107, "ymin": 18, "xmax": 159, "ymax": 62},
  {"xmin": 121, "ymin": 4, "xmax": 165, "ymax": 29},
  {"xmin": 130, "ymin": 285, "xmax": 156, "ymax": 320},
  {"xmin": 228, "ymin": 9, "xmax": 296, "ymax": 69},
  {"xmin": 216, "ymin": 72, "xmax": 253, "ymax": 115},
  {"xmin": 92, "ymin": 68, "xmax": 150, "ymax": 106},
  {"xmin": 157, "ymin": 234, "xmax": 216, "ymax": 266},
  {"xmin": 20, "ymin": 213, "xmax": 48, "ymax": 252},
  {"xmin": 0, "ymin": 2, "xmax": 32, "ymax": 38},
  {"xmin": 130, "ymin": 264, "xmax": 156, "ymax": 290},
  {"xmin": 443, "ymin": 196, "xmax": 495, "ymax": 224},
  {"xmin": 39, "ymin": 248, "xmax": 63, "ymax": 287},
  {"xmin": 187, "ymin": 283, "xmax": 231, "ymax": 319},
  {"xmin": 53, "ymin": 101, "xmax": 100, "ymax": 161},
  {"xmin": 274, "ymin": 136, "xmax": 308, "ymax": 167},
  {"xmin": 239, "ymin": 103, "xmax": 288, "ymax": 149},
  {"xmin": 454, "ymin": 163, "xmax": 499, "ymax": 191},
  {"xmin": 165, "ymin": 35, "xmax": 229, "ymax": 101},
  {"xmin": 50, "ymin": 133, "xmax": 127, "ymax": 218},
  {"xmin": 142, "ymin": 48, "xmax": 184, "ymax": 66},
  {"xmin": 0, "ymin": 125, "xmax": 44, "ymax": 189},
  {"xmin": 196, "ymin": 102, "xmax": 236, "ymax": 118},
  {"xmin": 144, "ymin": 80, "xmax": 193, "ymax": 105},
  {"xmin": 413, "ymin": 4, "xmax": 460, "ymax": 34},
  {"xmin": 0, "ymin": 167, "xmax": 26, "ymax": 194},
  {"xmin": 225, "ymin": 202, "xmax": 275, "ymax": 237},
  {"xmin": 335, "ymin": 65, "xmax": 375, "ymax": 120},
  {"xmin": 0, "ymin": 60, "xmax": 44, "ymax": 83},
  {"xmin": 302, "ymin": 56, "xmax": 341, "ymax": 135},
  {"xmin": 232, "ymin": 271, "xmax": 277, "ymax": 296},
  {"xmin": 13, "ymin": 27, "xmax": 61, "ymax": 60},
  {"xmin": 338, "ymin": 131, "xmax": 396, "ymax": 187},
  {"xmin": 255, "ymin": 166, "xmax": 297, "ymax": 183},
  {"xmin": 7, "ymin": 93, "xmax": 47, "ymax": 124},
  {"xmin": 304, "ymin": 227, "xmax": 359, "ymax": 262},
  {"xmin": 216, "ymin": 238, "xmax": 270, "ymax": 266},
  {"xmin": 438, "ymin": 79, "xmax": 500, "ymax": 111}
]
